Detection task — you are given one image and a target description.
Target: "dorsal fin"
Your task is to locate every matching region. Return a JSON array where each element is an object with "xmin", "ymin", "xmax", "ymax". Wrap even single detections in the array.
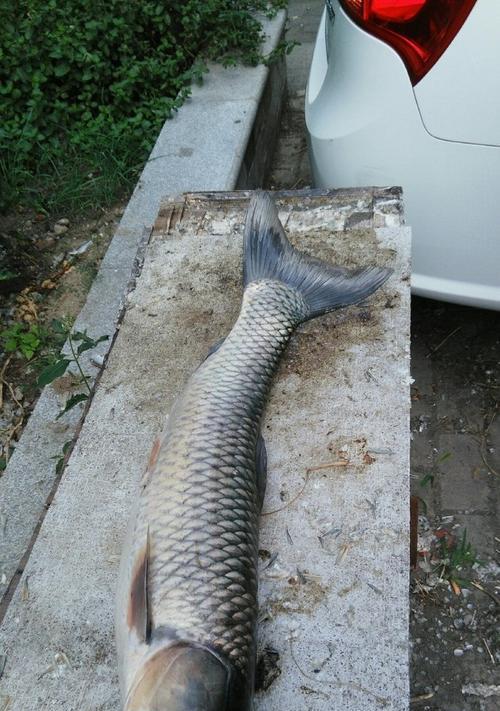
[{"xmin": 127, "ymin": 528, "xmax": 152, "ymax": 643}]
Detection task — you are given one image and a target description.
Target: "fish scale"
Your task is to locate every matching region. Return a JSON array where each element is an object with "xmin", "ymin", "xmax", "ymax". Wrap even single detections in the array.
[
  {"xmin": 116, "ymin": 192, "xmax": 391, "ymax": 711},
  {"xmin": 142, "ymin": 282, "xmax": 304, "ymax": 669}
]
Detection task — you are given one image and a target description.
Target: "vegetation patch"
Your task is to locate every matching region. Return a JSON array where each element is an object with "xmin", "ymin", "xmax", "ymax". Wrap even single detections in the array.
[{"xmin": 0, "ymin": 0, "xmax": 287, "ymax": 214}]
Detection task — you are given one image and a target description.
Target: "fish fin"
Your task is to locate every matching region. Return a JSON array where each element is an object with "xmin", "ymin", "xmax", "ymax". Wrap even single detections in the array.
[
  {"xmin": 202, "ymin": 337, "xmax": 225, "ymax": 363},
  {"xmin": 243, "ymin": 191, "xmax": 392, "ymax": 320},
  {"xmin": 147, "ymin": 437, "xmax": 161, "ymax": 472},
  {"xmin": 256, "ymin": 433, "xmax": 267, "ymax": 511},
  {"xmin": 127, "ymin": 527, "xmax": 152, "ymax": 644}
]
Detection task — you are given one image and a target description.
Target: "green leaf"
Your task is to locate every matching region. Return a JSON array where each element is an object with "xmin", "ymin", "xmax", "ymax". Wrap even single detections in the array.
[
  {"xmin": 51, "ymin": 319, "xmax": 68, "ymax": 335},
  {"xmin": 419, "ymin": 473, "xmax": 434, "ymax": 488},
  {"xmin": 53, "ymin": 63, "xmax": 70, "ymax": 77},
  {"xmin": 0, "ymin": 269, "xmax": 18, "ymax": 281},
  {"xmin": 56, "ymin": 392, "xmax": 88, "ymax": 419},
  {"xmin": 37, "ymin": 358, "xmax": 70, "ymax": 387},
  {"xmin": 71, "ymin": 330, "xmax": 87, "ymax": 342}
]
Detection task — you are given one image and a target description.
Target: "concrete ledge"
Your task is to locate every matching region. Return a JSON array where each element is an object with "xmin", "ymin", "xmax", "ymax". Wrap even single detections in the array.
[
  {"xmin": 0, "ymin": 11, "xmax": 286, "ymax": 614},
  {"xmin": 0, "ymin": 189, "xmax": 410, "ymax": 710}
]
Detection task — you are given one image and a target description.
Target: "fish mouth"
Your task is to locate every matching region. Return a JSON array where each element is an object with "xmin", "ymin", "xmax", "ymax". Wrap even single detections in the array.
[{"xmin": 124, "ymin": 641, "xmax": 233, "ymax": 711}]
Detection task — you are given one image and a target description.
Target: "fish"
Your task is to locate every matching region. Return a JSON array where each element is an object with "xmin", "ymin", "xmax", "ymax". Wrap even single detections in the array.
[{"xmin": 115, "ymin": 191, "xmax": 391, "ymax": 711}]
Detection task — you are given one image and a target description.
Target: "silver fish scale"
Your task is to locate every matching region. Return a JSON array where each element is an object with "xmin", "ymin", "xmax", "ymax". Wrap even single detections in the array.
[{"xmin": 139, "ymin": 280, "xmax": 308, "ymax": 673}]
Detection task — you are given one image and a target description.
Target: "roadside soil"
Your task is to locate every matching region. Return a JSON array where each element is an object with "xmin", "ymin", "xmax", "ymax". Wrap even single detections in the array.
[{"xmin": 0, "ymin": 203, "xmax": 125, "ymax": 471}]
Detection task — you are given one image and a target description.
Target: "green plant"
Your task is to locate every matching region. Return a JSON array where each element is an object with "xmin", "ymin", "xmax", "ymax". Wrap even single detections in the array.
[
  {"xmin": 37, "ymin": 319, "xmax": 108, "ymax": 418},
  {"xmin": 0, "ymin": 0, "xmax": 289, "ymax": 214},
  {"xmin": 51, "ymin": 440, "xmax": 72, "ymax": 477},
  {"xmin": 1, "ymin": 323, "xmax": 43, "ymax": 360},
  {"xmin": 436, "ymin": 529, "xmax": 483, "ymax": 588},
  {"xmin": 419, "ymin": 472, "xmax": 434, "ymax": 488}
]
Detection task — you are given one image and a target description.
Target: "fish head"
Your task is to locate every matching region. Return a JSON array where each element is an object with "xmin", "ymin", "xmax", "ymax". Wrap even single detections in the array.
[{"xmin": 124, "ymin": 642, "xmax": 232, "ymax": 711}]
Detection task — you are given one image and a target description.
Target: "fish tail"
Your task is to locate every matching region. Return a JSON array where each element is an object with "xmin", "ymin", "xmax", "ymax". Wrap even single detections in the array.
[{"xmin": 243, "ymin": 191, "xmax": 392, "ymax": 320}]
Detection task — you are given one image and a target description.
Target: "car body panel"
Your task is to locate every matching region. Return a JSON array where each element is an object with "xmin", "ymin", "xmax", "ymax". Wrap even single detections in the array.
[
  {"xmin": 306, "ymin": 3, "xmax": 500, "ymax": 309},
  {"xmin": 414, "ymin": 2, "xmax": 500, "ymax": 146}
]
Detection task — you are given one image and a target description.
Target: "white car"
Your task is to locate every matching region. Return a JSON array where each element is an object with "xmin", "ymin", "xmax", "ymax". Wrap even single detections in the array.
[{"xmin": 306, "ymin": 0, "xmax": 500, "ymax": 309}]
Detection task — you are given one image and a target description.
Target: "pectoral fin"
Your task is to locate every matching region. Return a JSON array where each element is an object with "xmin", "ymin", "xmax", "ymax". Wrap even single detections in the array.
[{"xmin": 127, "ymin": 528, "xmax": 152, "ymax": 644}]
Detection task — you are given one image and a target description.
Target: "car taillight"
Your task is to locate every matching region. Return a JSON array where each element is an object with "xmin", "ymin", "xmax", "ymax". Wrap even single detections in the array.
[{"xmin": 339, "ymin": 0, "xmax": 477, "ymax": 84}]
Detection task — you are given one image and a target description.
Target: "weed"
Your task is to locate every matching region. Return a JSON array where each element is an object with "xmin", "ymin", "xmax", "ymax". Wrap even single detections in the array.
[
  {"xmin": 419, "ymin": 472, "xmax": 434, "ymax": 488},
  {"xmin": 1, "ymin": 323, "xmax": 44, "ymax": 360},
  {"xmin": 51, "ymin": 440, "xmax": 72, "ymax": 477},
  {"xmin": 37, "ymin": 318, "xmax": 108, "ymax": 418},
  {"xmin": 436, "ymin": 528, "xmax": 483, "ymax": 588}
]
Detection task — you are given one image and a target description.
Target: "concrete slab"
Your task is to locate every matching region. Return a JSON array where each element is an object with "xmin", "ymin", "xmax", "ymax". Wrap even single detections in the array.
[
  {"xmin": 0, "ymin": 11, "xmax": 286, "ymax": 613},
  {"xmin": 0, "ymin": 189, "xmax": 410, "ymax": 710}
]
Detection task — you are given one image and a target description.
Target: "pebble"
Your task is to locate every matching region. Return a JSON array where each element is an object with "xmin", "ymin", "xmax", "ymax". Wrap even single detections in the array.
[
  {"xmin": 53, "ymin": 224, "xmax": 68, "ymax": 235},
  {"xmin": 90, "ymin": 354, "xmax": 104, "ymax": 368},
  {"xmin": 453, "ymin": 648, "xmax": 464, "ymax": 657},
  {"xmin": 453, "ymin": 618, "xmax": 464, "ymax": 629},
  {"xmin": 36, "ymin": 237, "xmax": 55, "ymax": 249},
  {"xmin": 57, "ymin": 218, "xmax": 70, "ymax": 226},
  {"xmin": 68, "ymin": 240, "xmax": 92, "ymax": 257}
]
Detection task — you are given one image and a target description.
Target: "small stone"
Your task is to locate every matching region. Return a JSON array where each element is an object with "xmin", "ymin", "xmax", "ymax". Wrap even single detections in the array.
[
  {"xmin": 91, "ymin": 354, "xmax": 104, "ymax": 368},
  {"xmin": 53, "ymin": 223, "xmax": 68, "ymax": 235},
  {"xmin": 453, "ymin": 648, "xmax": 464, "ymax": 657},
  {"xmin": 464, "ymin": 614, "xmax": 473, "ymax": 626},
  {"xmin": 36, "ymin": 237, "xmax": 55, "ymax": 249},
  {"xmin": 57, "ymin": 218, "xmax": 70, "ymax": 226},
  {"xmin": 453, "ymin": 618, "xmax": 464, "ymax": 630}
]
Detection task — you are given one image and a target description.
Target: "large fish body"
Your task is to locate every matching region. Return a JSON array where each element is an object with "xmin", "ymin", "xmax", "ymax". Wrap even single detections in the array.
[{"xmin": 115, "ymin": 193, "xmax": 391, "ymax": 711}]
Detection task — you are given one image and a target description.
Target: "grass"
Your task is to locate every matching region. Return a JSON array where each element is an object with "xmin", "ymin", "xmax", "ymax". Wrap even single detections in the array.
[
  {"xmin": 436, "ymin": 528, "xmax": 483, "ymax": 589},
  {"xmin": 1, "ymin": 129, "xmax": 147, "ymax": 216}
]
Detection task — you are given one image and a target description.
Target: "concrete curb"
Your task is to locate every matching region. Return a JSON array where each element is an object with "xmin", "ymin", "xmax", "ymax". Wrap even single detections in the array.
[{"xmin": 0, "ymin": 10, "xmax": 287, "ymax": 615}]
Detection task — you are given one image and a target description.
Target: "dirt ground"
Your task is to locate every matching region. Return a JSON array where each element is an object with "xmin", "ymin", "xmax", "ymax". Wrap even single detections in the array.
[
  {"xmin": 410, "ymin": 299, "xmax": 500, "ymax": 711},
  {"xmin": 0, "ymin": 203, "xmax": 124, "ymax": 469}
]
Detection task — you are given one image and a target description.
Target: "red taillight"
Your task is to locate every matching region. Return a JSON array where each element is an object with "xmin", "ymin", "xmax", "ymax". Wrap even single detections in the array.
[{"xmin": 339, "ymin": 0, "xmax": 477, "ymax": 84}]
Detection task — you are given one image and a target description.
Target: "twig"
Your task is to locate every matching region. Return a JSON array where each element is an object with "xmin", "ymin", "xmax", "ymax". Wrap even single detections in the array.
[
  {"xmin": 478, "ymin": 405, "xmax": 500, "ymax": 477},
  {"xmin": 262, "ymin": 461, "xmax": 349, "ymax": 516},
  {"xmin": 426, "ymin": 326, "xmax": 461, "ymax": 357},
  {"xmin": 482, "ymin": 637, "xmax": 495, "ymax": 665},
  {"xmin": 471, "ymin": 580, "xmax": 500, "ymax": 606},
  {"xmin": 411, "ymin": 692, "xmax": 435, "ymax": 703},
  {"xmin": 0, "ymin": 357, "xmax": 12, "ymax": 410},
  {"xmin": 262, "ymin": 471, "xmax": 310, "ymax": 516},
  {"xmin": 306, "ymin": 460, "xmax": 350, "ymax": 472}
]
